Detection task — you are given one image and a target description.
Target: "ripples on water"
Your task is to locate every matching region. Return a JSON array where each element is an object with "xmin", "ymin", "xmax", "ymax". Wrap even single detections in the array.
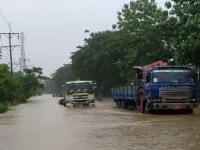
[{"xmin": 0, "ymin": 95, "xmax": 200, "ymax": 150}]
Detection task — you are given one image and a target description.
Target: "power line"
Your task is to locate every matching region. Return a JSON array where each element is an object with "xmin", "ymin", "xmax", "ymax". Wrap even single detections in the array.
[
  {"xmin": 0, "ymin": 39, "xmax": 18, "ymax": 64},
  {"xmin": 14, "ymin": 62, "xmax": 20, "ymax": 71},
  {"xmin": 0, "ymin": 10, "xmax": 20, "ymax": 43},
  {"xmin": 0, "ymin": 10, "xmax": 9, "ymax": 26},
  {"xmin": 2, "ymin": 55, "xmax": 10, "ymax": 63},
  {"xmin": 0, "ymin": 47, "xmax": 9, "ymax": 63},
  {"xmin": 0, "ymin": 10, "xmax": 29, "ymax": 72},
  {"xmin": 0, "ymin": 28, "xmax": 20, "ymax": 75},
  {"xmin": 1, "ymin": 36, "xmax": 28, "ymax": 72}
]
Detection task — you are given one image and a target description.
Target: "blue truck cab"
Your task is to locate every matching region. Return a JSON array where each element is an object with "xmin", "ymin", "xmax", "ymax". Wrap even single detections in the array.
[{"xmin": 143, "ymin": 66, "xmax": 198, "ymax": 113}]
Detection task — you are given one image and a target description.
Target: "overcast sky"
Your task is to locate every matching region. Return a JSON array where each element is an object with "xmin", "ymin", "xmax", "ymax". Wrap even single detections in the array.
[{"xmin": 0, "ymin": 0, "xmax": 166, "ymax": 77}]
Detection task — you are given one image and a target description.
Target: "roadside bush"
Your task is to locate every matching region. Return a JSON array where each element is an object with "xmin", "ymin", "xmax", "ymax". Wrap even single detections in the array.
[
  {"xmin": 0, "ymin": 103, "xmax": 8, "ymax": 113},
  {"xmin": 0, "ymin": 64, "xmax": 49, "ymax": 113}
]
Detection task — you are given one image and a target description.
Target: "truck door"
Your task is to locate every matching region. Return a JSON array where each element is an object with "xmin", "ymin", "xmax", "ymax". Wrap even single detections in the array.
[{"xmin": 144, "ymin": 71, "xmax": 152, "ymax": 100}]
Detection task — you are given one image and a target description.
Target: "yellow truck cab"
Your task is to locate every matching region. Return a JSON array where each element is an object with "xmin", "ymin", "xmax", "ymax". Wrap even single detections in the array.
[{"xmin": 63, "ymin": 79, "xmax": 96, "ymax": 107}]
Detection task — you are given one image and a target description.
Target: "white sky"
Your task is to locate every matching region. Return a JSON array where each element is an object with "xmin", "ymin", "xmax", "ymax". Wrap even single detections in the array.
[{"xmin": 0, "ymin": 0, "xmax": 166, "ymax": 77}]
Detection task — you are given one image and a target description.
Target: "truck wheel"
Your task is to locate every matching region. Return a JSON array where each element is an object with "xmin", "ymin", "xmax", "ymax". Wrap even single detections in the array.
[
  {"xmin": 58, "ymin": 100, "xmax": 62, "ymax": 105},
  {"xmin": 187, "ymin": 109, "xmax": 193, "ymax": 114},
  {"xmin": 63, "ymin": 101, "xmax": 66, "ymax": 107},
  {"xmin": 122, "ymin": 101, "xmax": 128, "ymax": 109},
  {"xmin": 144, "ymin": 102, "xmax": 150, "ymax": 114},
  {"xmin": 117, "ymin": 101, "xmax": 121, "ymax": 108}
]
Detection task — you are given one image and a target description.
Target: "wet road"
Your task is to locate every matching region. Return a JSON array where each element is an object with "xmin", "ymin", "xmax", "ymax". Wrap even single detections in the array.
[{"xmin": 0, "ymin": 94, "xmax": 200, "ymax": 150}]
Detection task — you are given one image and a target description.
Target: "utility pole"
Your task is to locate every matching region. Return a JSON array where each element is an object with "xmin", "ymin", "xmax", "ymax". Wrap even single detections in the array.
[{"xmin": 0, "ymin": 24, "xmax": 20, "ymax": 75}]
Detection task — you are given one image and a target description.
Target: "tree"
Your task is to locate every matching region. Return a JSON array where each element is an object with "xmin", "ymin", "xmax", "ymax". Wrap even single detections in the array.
[
  {"xmin": 113, "ymin": 0, "xmax": 172, "ymax": 81},
  {"xmin": 70, "ymin": 30, "xmax": 127, "ymax": 95},
  {"xmin": 65, "ymin": 0, "xmax": 174, "ymax": 94},
  {"xmin": 165, "ymin": 0, "xmax": 200, "ymax": 66},
  {"xmin": 43, "ymin": 79, "xmax": 57, "ymax": 94},
  {"xmin": 51, "ymin": 64, "xmax": 75, "ymax": 91},
  {"xmin": 0, "ymin": 64, "xmax": 48, "ymax": 113},
  {"xmin": 53, "ymin": 0, "xmax": 200, "ymax": 95}
]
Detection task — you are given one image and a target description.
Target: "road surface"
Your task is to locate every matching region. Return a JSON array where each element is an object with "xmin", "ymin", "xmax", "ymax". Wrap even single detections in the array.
[{"xmin": 0, "ymin": 94, "xmax": 200, "ymax": 150}]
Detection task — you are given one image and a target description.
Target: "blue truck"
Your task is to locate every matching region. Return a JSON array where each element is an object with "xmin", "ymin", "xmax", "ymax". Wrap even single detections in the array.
[{"xmin": 111, "ymin": 61, "xmax": 198, "ymax": 114}]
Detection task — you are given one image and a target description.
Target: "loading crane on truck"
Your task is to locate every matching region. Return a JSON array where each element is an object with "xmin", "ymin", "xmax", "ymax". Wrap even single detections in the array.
[{"xmin": 111, "ymin": 60, "xmax": 198, "ymax": 114}]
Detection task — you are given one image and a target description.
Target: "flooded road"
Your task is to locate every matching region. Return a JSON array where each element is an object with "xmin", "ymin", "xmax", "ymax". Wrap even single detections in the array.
[{"xmin": 0, "ymin": 94, "xmax": 200, "ymax": 150}]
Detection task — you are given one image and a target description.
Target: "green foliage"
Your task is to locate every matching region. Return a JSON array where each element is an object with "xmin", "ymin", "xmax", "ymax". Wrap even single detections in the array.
[
  {"xmin": 0, "ymin": 103, "xmax": 8, "ymax": 113},
  {"xmin": 50, "ymin": 0, "xmax": 200, "ymax": 96},
  {"xmin": 70, "ymin": 30, "xmax": 127, "ymax": 95},
  {"xmin": 165, "ymin": 0, "xmax": 200, "ymax": 66},
  {"xmin": 68, "ymin": 0, "xmax": 171, "ymax": 94},
  {"xmin": 42, "ymin": 79, "xmax": 57, "ymax": 94},
  {"xmin": 50, "ymin": 64, "xmax": 75, "ymax": 91},
  {"xmin": 0, "ymin": 64, "xmax": 48, "ymax": 113}
]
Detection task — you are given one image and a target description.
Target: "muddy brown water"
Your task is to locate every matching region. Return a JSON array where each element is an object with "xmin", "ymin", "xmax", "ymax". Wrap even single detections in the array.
[{"xmin": 0, "ymin": 94, "xmax": 200, "ymax": 150}]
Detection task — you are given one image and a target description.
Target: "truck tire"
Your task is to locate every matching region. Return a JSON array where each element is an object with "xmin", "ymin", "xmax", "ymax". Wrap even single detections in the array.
[
  {"xmin": 58, "ymin": 100, "xmax": 62, "ymax": 105},
  {"xmin": 63, "ymin": 101, "xmax": 66, "ymax": 107},
  {"xmin": 122, "ymin": 101, "xmax": 128, "ymax": 109},
  {"xmin": 117, "ymin": 101, "xmax": 121, "ymax": 108},
  {"xmin": 187, "ymin": 109, "xmax": 193, "ymax": 114}
]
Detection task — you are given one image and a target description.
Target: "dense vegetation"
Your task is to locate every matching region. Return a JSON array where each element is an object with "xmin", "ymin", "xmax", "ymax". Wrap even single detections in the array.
[
  {"xmin": 49, "ymin": 0, "xmax": 200, "ymax": 95},
  {"xmin": 0, "ymin": 64, "xmax": 48, "ymax": 113}
]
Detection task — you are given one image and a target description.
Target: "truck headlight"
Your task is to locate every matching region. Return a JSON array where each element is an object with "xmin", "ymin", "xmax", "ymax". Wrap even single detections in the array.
[{"xmin": 191, "ymin": 99, "xmax": 197, "ymax": 102}]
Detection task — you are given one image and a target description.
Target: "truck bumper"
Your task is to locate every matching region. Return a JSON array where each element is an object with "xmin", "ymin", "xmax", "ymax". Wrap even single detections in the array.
[
  {"xmin": 66, "ymin": 99, "xmax": 95, "ymax": 105},
  {"xmin": 152, "ymin": 103, "xmax": 198, "ymax": 110}
]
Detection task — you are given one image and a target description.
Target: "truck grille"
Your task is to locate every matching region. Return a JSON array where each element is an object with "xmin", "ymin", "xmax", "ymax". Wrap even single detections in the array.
[
  {"xmin": 74, "ymin": 100, "xmax": 87, "ymax": 103},
  {"xmin": 159, "ymin": 87, "xmax": 192, "ymax": 100},
  {"xmin": 73, "ymin": 95, "xmax": 88, "ymax": 99}
]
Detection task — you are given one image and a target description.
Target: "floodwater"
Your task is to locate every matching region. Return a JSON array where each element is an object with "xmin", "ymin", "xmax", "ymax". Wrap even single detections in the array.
[{"xmin": 0, "ymin": 95, "xmax": 200, "ymax": 150}]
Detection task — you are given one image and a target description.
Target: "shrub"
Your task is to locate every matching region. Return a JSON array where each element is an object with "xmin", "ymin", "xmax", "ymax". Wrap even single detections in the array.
[
  {"xmin": 0, "ymin": 64, "xmax": 48, "ymax": 113},
  {"xmin": 0, "ymin": 103, "xmax": 8, "ymax": 113}
]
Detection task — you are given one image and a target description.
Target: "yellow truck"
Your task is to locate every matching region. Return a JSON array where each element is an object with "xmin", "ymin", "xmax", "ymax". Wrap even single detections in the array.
[{"xmin": 62, "ymin": 80, "xmax": 96, "ymax": 107}]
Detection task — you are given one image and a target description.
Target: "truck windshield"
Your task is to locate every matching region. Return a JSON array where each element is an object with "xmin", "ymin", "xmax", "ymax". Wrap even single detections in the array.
[
  {"xmin": 152, "ymin": 69, "xmax": 195, "ymax": 83},
  {"xmin": 66, "ymin": 82, "xmax": 93, "ymax": 94}
]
